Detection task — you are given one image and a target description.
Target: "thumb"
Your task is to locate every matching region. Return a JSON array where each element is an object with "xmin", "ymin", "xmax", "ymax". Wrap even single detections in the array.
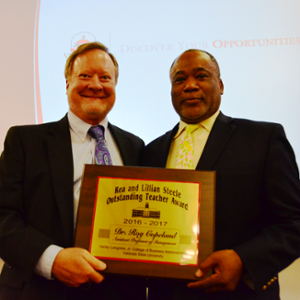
[{"xmin": 196, "ymin": 254, "xmax": 216, "ymax": 277}]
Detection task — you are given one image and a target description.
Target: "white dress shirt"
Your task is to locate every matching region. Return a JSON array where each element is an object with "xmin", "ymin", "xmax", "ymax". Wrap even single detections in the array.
[{"xmin": 35, "ymin": 111, "xmax": 123, "ymax": 279}]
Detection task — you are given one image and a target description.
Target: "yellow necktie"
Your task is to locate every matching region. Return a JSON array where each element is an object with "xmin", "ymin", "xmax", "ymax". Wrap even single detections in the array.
[{"xmin": 174, "ymin": 124, "xmax": 200, "ymax": 169}]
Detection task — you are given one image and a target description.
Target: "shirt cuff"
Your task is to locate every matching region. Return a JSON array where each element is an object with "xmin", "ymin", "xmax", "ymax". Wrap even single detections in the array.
[{"xmin": 35, "ymin": 245, "xmax": 63, "ymax": 280}]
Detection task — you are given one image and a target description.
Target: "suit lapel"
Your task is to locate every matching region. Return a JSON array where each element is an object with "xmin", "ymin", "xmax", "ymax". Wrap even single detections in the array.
[
  {"xmin": 158, "ymin": 125, "xmax": 179, "ymax": 168},
  {"xmin": 108, "ymin": 123, "xmax": 132, "ymax": 165},
  {"xmin": 46, "ymin": 115, "xmax": 74, "ymax": 247},
  {"xmin": 197, "ymin": 112, "xmax": 236, "ymax": 170}
]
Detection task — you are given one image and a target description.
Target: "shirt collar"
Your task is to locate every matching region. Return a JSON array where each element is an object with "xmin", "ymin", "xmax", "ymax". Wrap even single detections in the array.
[
  {"xmin": 67, "ymin": 110, "xmax": 109, "ymax": 142},
  {"xmin": 174, "ymin": 110, "xmax": 220, "ymax": 139}
]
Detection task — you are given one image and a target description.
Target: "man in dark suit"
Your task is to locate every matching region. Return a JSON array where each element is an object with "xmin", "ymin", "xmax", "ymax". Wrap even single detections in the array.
[
  {"xmin": 141, "ymin": 49, "xmax": 300, "ymax": 300},
  {"xmin": 0, "ymin": 42, "xmax": 145, "ymax": 299}
]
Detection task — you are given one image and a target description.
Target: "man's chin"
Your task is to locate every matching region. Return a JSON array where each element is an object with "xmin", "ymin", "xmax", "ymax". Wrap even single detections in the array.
[
  {"xmin": 84, "ymin": 106, "xmax": 113, "ymax": 120},
  {"xmin": 183, "ymin": 99, "xmax": 202, "ymax": 106},
  {"xmin": 180, "ymin": 112, "xmax": 207, "ymax": 124},
  {"xmin": 83, "ymin": 104, "xmax": 111, "ymax": 115}
]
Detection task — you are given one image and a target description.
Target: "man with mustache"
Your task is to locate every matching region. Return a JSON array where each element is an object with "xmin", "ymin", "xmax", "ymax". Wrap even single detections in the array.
[
  {"xmin": 141, "ymin": 49, "xmax": 300, "ymax": 300},
  {"xmin": 0, "ymin": 42, "xmax": 145, "ymax": 300}
]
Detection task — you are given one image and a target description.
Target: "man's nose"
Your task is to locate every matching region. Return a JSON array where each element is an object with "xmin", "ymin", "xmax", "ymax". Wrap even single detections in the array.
[
  {"xmin": 183, "ymin": 77, "xmax": 199, "ymax": 92},
  {"xmin": 88, "ymin": 75, "xmax": 103, "ymax": 90}
]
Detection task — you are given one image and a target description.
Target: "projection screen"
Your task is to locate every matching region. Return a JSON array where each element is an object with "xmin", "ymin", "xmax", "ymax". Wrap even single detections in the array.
[{"xmin": 1, "ymin": 0, "xmax": 300, "ymax": 158}]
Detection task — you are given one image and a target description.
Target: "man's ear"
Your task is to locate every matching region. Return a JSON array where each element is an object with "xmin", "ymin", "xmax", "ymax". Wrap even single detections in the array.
[
  {"xmin": 219, "ymin": 78, "xmax": 224, "ymax": 95},
  {"xmin": 66, "ymin": 80, "xmax": 69, "ymax": 94}
]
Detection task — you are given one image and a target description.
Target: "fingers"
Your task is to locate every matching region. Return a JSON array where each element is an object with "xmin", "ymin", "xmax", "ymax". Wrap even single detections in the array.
[
  {"xmin": 187, "ymin": 250, "xmax": 244, "ymax": 293},
  {"xmin": 199, "ymin": 252, "xmax": 218, "ymax": 273},
  {"xmin": 82, "ymin": 251, "xmax": 106, "ymax": 284},
  {"xmin": 52, "ymin": 247, "xmax": 107, "ymax": 287},
  {"xmin": 195, "ymin": 269, "xmax": 204, "ymax": 277},
  {"xmin": 188, "ymin": 273, "xmax": 229, "ymax": 292},
  {"xmin": 82, "ymin": 250, "xmax": 107, "ymax": 272},
  {"xmin": 193, "ymin": 253, "xmax": 219, "ymax": 278}
]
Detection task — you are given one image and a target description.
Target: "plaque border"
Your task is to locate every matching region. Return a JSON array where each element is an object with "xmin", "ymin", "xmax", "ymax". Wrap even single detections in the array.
[{"xmin": 75, "ymin": 165, "xmax": 215, "ymax": 281}]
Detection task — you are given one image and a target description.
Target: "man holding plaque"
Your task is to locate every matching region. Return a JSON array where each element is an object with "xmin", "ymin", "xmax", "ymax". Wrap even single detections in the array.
[
  {"xmin": 0, "ymin": 42, "xmax": 145, "ymax": 300},
  {"xmin": 141, "ymin": 49, "xmax": 300, "ymax": 300}
]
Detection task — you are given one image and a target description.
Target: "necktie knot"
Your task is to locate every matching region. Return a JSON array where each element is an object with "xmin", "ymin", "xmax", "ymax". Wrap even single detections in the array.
[
  {"xmin": 174, "ymin": 123, "xmax": 201, "ymax": 169},
  {"xmin": 185, "ymin": 124, "xmax": 201, "ymax": 134},
  {"xmin": 88, "ymin": 126, "xmax": 104, "ymax": 140}
]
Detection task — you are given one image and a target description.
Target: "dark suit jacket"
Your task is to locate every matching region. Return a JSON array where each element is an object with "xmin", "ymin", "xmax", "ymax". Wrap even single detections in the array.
[
  {"xmin": 0, "ymin": 115, "xmax": 145, "ymax": 300},
  {"xmin": 141, "ymin": 112, "xmax": 300, "ymax": 300}
]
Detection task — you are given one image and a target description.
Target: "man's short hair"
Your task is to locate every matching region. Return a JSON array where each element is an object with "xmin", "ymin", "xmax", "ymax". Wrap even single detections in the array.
[
  {"xmin": 64, "ymin": 42, "xmax": 119, "ymax": 82},
  {"xmin": 170, "ymin": 49, "xmax": 221, "ymax": 78}
]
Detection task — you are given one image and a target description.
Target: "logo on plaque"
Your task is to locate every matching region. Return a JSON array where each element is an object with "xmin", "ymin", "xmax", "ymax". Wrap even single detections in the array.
[{"xmin": 132, "ymin": 202, "xmax": 160, "ymax": 219}]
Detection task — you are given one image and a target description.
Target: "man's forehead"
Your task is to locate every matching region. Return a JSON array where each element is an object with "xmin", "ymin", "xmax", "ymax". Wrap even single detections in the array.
[
  {"xmin": 179, "ymin": 50, "xmax": 211, "ymax": 61},
  {"xmin": 74, "ymin": 49, "xmax": 109, "ymax": 64},
  {"xmin": 71, "ymin": 50, "xmax": 115, "ymax": 75},
  {"xmin": 172, "ymin": 51, "xmax": 214, "ymax": 73}
]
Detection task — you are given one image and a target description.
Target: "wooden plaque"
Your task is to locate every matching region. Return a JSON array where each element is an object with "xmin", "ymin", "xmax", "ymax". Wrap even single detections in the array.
[{"xmin": 75, "ymin": 165, "xmax": 215, "ymax": 280}]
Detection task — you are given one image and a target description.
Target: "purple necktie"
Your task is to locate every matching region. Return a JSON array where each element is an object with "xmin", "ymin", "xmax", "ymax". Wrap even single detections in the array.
[{"xmin": 88, "ymin": 126, "xmax": 113, "ymax": 165}]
